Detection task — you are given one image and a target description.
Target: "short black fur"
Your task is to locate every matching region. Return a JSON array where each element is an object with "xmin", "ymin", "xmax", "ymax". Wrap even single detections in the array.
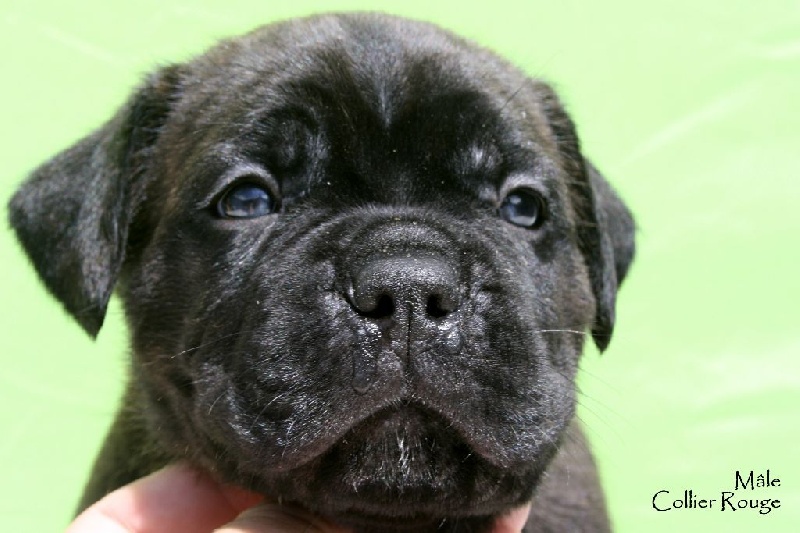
[{"xmin": 9, "ymin": 13, "xmax": 634, "ymax": 533}]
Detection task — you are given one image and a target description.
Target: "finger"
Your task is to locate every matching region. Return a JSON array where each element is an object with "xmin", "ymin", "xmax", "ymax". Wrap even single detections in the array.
[
  {"xmin": 491, "ymin": 503, "xmax": 532, "ymax": 533},
  {"xmin": 215, "ymin": 504, "xmax": 350, "ymax": 533},
  {"xmin": 66, "ymin": 464, "xmax": 262, "ymax": 533}
]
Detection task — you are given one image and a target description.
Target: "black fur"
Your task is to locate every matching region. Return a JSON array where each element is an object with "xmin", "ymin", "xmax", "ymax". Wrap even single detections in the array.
[{"xmin": 9, "ymin": 13, "xmax": 634, "ymax": 533}]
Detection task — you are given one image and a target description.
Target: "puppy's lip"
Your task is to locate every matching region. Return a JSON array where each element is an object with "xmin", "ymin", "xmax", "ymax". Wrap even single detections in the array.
[
  {"xmin": 341, "ymin": 401, "xmax": 438, "ymax": 437},
  {"xmin": 237, "ymin": 400, "xmax": 496, "ymax": 473},
  {"xmin": 273, "ymin": 402, "xmax": 543, "ymax": 520},
  {"xmin": 326, "ymin": 400, "xmax": 520, "ymax": 469}
]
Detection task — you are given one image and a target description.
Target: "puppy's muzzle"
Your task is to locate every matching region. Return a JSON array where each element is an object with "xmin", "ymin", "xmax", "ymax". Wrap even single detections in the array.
[{"xmin": 345, "ymin": 254, "xmax": 464, "ymax": 394}]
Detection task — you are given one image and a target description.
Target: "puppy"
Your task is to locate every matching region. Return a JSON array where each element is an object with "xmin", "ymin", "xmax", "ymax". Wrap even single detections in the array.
[{"xmin": 9, "ymin": 13, "xmax": 634, "ymax": 533}]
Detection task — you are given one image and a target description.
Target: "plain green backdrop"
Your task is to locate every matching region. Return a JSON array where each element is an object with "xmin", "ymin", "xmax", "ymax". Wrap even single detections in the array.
[{"xmin": 1, "ymin": 0, "xmax": 798, "ymax": 531}]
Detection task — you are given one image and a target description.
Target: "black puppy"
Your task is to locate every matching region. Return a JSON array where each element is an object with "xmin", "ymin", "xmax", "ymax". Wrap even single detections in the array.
[{"xmin": 9, "ymin": 13, "xmax": 634, "ymax": 533}]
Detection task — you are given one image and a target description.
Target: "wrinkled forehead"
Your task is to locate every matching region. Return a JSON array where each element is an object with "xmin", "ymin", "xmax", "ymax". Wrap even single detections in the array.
[
  {"xmin": 175, "ymin": 16, "xmax": 553, "ymax": 139},
  {"xmin": 161, "ymin": 19, "xmax": 560, "ymax": 204},
  {"xmin": 181, "ymin": 32, "xmax": 520, "ymax": 127},
  {"xmin": 182, "ymin": 17, "xmax": 525, "ymax": 111}
]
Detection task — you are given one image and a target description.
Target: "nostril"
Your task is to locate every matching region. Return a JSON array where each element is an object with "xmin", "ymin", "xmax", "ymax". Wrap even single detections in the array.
[
  {"xmin": 425, "ymin": 294, "xmax": 451, "ymax": 319},
  {"xmin": 360, "ymin": 293, "xmax": 396, "ymax": 319},
  {"xmin": 350, "ymin": 257, "xmax": 459, "ymax": 322}
]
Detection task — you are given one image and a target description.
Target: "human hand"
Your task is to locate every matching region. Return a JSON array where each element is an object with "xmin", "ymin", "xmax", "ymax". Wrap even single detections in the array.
[{"xmin": 66, "ymin": 464, "xmax": 531, "ymax": 532}]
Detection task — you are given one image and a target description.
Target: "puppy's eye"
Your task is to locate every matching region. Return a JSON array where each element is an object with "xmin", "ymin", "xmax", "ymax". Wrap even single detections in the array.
[
  {"xmin": 499, "ymin": 188, "xmax": 546, "ymax": 228},
  {"xmin": 217, "ymin": 183, "xmax": 276, "ymax": 219}
]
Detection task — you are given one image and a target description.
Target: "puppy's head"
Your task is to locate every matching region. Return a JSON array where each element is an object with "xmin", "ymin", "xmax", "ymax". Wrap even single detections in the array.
[{"xmin": 10, "ymin": 13, "xmax": 634, "ymax": 530}]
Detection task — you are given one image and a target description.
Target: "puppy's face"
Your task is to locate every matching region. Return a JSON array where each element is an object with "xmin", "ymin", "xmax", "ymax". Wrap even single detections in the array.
[{"xmin": 10, "ymin": 13, "xmax": 634, "ymax": 529}]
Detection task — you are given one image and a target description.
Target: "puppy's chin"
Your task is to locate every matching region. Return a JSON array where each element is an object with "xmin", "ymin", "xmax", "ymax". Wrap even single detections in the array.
[{"xmin": 231, "ymin": 403, "xmax": 550, "ymax": 528}]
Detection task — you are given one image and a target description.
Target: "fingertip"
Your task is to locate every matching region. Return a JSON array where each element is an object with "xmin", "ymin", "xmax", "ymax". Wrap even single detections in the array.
[
  {"xmin": 66, "ymin": 508, "xmax": 133, "ymax": 533},
  {"xmin": 492, "ymin": 503, "xmax": 532, "ymax": 533}
]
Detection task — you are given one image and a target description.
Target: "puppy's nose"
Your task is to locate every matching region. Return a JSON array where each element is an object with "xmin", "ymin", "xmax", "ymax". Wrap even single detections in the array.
[{"xmin": 351, "ymin": 257, "xmax": 459, "ymax": 320}]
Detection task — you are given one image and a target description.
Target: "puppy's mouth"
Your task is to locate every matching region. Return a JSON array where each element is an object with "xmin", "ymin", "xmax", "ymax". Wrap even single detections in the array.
[
  {"xmin": 294, "ymin": 400, "xmax": 484, "ymax": 474},
  {"xmin": 329, "ymin": 402, "xmax": 472, "ymax": 473},
  {"xmin": 283, "ymin": 399, "xmax": 512, "ymax": 473},
  {"xmin": 240, "ymin": 401, "xmax": 544, "ymax": 520}
]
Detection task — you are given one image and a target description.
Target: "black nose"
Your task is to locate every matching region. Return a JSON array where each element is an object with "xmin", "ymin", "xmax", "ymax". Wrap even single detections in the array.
[{"xmin": 351, "ymin": 257, "xmax": 459, "ymax": 320}]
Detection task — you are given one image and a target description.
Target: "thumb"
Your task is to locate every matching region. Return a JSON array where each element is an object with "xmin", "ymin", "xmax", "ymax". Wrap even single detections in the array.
[{"xmin": 215, "ymin": 504, "xmax": 350, "ymax": 533}]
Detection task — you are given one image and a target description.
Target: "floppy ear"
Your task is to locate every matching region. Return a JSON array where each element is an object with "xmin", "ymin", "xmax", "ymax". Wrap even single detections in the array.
[
  {"xmin": 8, "ymin": 66, "xmax": 183, "ymax": 338},
  {"xmin": 579, "ymin": 160, "xmax": 635, "ymax": 350},
  {"xmin": 536, "ymin": 83, "xmax": 635, "ymax": 351}
]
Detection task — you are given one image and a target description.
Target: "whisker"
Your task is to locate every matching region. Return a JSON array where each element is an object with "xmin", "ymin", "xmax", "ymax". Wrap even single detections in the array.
[
  {"xmin": 498, "ymin": 83, "xmax": 525, "ymax": 113},
  {"xmin": 207, "ymin": 390, "xmax": 226, "ymax": 415},
  {"xmin": 247, "ymin": 391, "xmax": 292, "ymax": 432},
  {"xmin": 535, "ymin": 328, "xmax": 587, "ymax": 336},
  {"xmin": 171, "ymin": 329, "xmax": 257, "ymax": 358}
]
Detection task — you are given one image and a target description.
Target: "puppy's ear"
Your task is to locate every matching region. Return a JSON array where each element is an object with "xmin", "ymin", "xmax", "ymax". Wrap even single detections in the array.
[
  {"xmin": 537, "ymin": 83, "xmax": 635, "ymax": 351},
  {"xmin": 8, "ymin": 65, "xmax": 183, "ymax": 337},
  {"xmin": 579, "ymin": 160, "xmax": 635, "ymax": 350}
]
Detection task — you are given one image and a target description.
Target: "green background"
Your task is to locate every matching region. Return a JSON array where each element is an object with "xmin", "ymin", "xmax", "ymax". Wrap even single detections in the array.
[{"xmin": 1, "ymin": 1, "xmax": 798, "ymax": 531}]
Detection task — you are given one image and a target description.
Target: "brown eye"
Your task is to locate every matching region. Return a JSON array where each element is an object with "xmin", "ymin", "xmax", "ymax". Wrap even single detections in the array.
[
  {"xmin": 217, "ymin": 183, "xmax": 275, "ymax": 218},
  {"xmin": 499, "ymin": 188, "xmax": 546, "ymax": 228}
]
